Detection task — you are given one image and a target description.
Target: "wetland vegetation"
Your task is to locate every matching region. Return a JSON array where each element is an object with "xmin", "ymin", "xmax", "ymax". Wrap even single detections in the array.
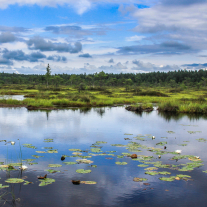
[{"xmin": 0, "ymin": 68, "xmax": 207, "ymax": 113}]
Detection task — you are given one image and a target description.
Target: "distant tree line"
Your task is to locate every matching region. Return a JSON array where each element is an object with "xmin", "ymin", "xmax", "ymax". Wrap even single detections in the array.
[{"xmin": 0, "ymin": 67, "xmax": 207, "ymax": 89}]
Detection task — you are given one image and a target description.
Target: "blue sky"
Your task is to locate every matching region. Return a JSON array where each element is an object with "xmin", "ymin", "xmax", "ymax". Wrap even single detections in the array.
[{"xmin": 0, "ymin": 0, "xmax": 207, "ymax": 74}]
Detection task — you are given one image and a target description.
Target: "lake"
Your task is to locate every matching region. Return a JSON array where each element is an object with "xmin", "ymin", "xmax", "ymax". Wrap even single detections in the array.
[{"xmin": 0, "ymin": 106, "xmax": 207, "ymax": 207}]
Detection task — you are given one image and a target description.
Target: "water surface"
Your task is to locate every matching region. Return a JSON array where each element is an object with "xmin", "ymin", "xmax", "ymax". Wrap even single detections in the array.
[{"xmin": 0, "ymin": 107, "xmax": 207, "ymax": 207}]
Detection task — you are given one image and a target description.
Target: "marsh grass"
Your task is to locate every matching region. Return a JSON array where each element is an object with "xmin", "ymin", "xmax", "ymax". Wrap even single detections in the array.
[
  {"xmin": 0, "ymin": 85, "xmax": 206, "ymax": 112},
  {"xmin": 158, "ymin": 101, "xmax": 207, "ymax": 113}
]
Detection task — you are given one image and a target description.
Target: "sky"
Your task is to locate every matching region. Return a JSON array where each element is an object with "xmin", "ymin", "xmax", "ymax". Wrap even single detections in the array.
[{"xmin": 0, "ymin": 0, "xmax": 207, "ymax": 74}]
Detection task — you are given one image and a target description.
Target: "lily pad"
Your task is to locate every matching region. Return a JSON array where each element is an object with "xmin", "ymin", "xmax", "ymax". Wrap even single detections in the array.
[
  {"xmin": 95, "ymin": 141, "xmax": 107, "ymax": 144},
  {"xmin": 188, "ymin": 131, "xmax": 201, "ymax": 134},
  {"xmin": 91, "ymin": 148, "xmax": 102, "ymax": 153},
  {"xmin": 156, "ymin": 142, "xmax": 167, "ymax": 146},
  {"xmin": 39, "ymin": 178, "xmax": 55, "ymax": 186},
  {"xmin": 23, "ymin": 181, "xmax": 33, "ymax": 185},
  {"xmin": 80, "ymin": 181, "xmax": 97, "ymax": 184},
  {"xmin": 0, "ymin": 184, "xmax": 9, "ymax": 188},
  {"xmin": 44, "ymin": 147, "xmax": 53, "ymax": 149},
  {"xmin": 154, "ymin": 151, "xmax": 168, "ymax": 155},
  {"xmin": 154, "ymin": 163, "xmax": 171, "ymax": 168},
  {"xmin": 72, "ymin": 152, "xmax": 82, "ymax": 155},
  {"xmin": 45, "ymin": 169, "xmax": 61, "ymax": 173},
  {"xmin": 32, "ymin": 155, "xmax": 44, "ymax": 158},
  {"xmin": 23, "ymin": 144, "xmax": 37, "ymax": 149},
  {"xmin": 159, "ymin": 176, "xmax": 176, "ymax": 181},
  {"xmin": 90, "ymin": 165, "xmax": 97, "ymax": 168},
  {"xmin": 159, "ymin": 171, "xmax": 171, "ymax": 175},
  {"xmin": 135, "ymin": 137, "xmax": 145, "ymax": 141},
  {"xmin": 76, "ymin": 169, "xmax": 91, "ymax": 174},
  {"xmin": 48, "ymin": 164, "xmax": 62, "ymax": 168},
  {"xmin": 63, "ymin": 162, "xmax": 77, "ymax": 165},
  {"xmin": 117, "ymin": 155, "xmax": 124, "ymax": 158},
  {"xmin": 124, "ymin": 138, "xmax": 131, "ymax": 140},
  {"xmin": 196, "ymin": 138, "xmax": 207, "ymax": 142},
  {"xmin": 22, "ymin": 159, "xmax": 36, "ymax": 162},
  {"xmin": 167, "ymin": 131, "xmax": 175, "ymax": 134},
  {"xmin": 36, "ymin": 151, "xmax": 46, "ymax": 153},
  {"xmin": 138, "ymin": 164, "xmax": 149, "ymax": 167},
  {"xmin": 115, "ymin": 162, "xmax": 127, "ymax": 165},
  {"xmin": 124, "ymin": 133, "xmax": 133, "ymax": 135},
  {"xmin": 203, "ymin": 170, "xmax": 207, "ymax": 173},
  {"xmin": 5, "ymin": 178, "xmax": 24, "ymax": 183},
  {"xmin": 145, "ymin": 171, "xmax": 159, "ymax": 175},
  {"xmin": 111, "ymin": 144, "xmax": 126, "ymax": 147},
  {"xmin": 176, "ymin": 174, "xmax": 191, "ymax": 179},
  {"xmin": 78, "ymin": 156, "xmax": 92, "ymax": 159},
  {"xmin": 8, "ymin": 163, "xmax": 22, "ymax": 167},
  {"xmin": 47, "ymin": 150, "xmax": 58, "ymax": 153},
  {"xmin": 144, "ymin": 167, "xmax": 158, "ymax": 171},
  {"xmin": 44, "ymin": 139, "xmax": 54, "ymax": 142},
  {"xmin": 133, "ymin": 177, "xmax": 148, "ymax": 182}
]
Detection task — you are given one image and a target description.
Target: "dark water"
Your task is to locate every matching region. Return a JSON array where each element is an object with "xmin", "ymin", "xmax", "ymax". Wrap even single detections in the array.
[{"xmin": 0, "ymin": 107, "xmax": 207, "ymax": 207}]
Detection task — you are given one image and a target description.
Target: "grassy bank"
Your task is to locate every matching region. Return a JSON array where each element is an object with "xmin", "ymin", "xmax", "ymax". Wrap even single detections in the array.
[
  {"xmin": 0, "ymin": 85, "xmax": 206, "ymax": 113},
  {"xmin": 158, "ymin": 100, "xmax": 207, "ymax": 113}
]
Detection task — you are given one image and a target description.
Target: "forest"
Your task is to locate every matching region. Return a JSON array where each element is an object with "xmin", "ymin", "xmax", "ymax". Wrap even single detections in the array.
[
  {"xmin": 0, "ymin": 65, "xmax": 207, "ymax": 114},
  {"xmin": 0, "ymin": 66, "xmax": 207, "ymax": 90}
]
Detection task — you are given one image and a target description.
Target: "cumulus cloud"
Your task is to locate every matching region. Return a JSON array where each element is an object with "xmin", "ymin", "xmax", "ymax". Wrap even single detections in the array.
[
  {"xmin": 0, "ymin": 57, "xmax": 13, "ymax": 65},
  {"xmin": 132, "ymin": 59, "xmax": 181, "ymax": 72},
  {"xmin": 182, "ymin": 63, "xmax": 207, "ymax": 69},
  {"xmin": 45, "ymin": 25, "xmax": 91, "ymax": 37},
  {"xmin": 126, "ymin": 35, "xmax": 145, "ymax": 42},
  {"xmin": 45, "ymin": 24, "xmax": 106, "ymax": 37},
  {"xmin": 118, "ymin": 1, "xmax": 207, "ymax": 55},
  {"xmin": 79, "ymin": 53, "xmax": 92, "ymax": 58},
  {"xmin": 27, "ymin": 36, "xmax": 82, "ymax": 53},
  {"xmin": 0, "ymin": 0, "xmax": 140, "ymax": 14},
  {"xmin": 2, "ymin": 48, "xmax": 46, "ymax": 62},
  {"xmin": 0, "ymin": 26, "xmax": 28, "ymax": 33},
  {"xmin": 117, "ymin": 41, "xmax": 193, "ymax": 55},
  {"xmin": 0, "ymin": 32, "xmax": 16, "ymax": 43},
  {"xmin": 161, "ymin": 0, "xmax": 206, "ymax": 6},
  {"xmin": 47, "ymin": 55, "xmax": 67, "ymax": 62},
  {"xmin": 99, "ymin": 62, "xmax": 128, "ymax": 70}
]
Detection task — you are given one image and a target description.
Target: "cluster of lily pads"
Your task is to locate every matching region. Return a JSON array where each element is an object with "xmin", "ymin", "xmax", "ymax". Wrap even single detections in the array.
[{"xmin": 0, "ymin": 129, "xmax": 207, "ymax": 188}]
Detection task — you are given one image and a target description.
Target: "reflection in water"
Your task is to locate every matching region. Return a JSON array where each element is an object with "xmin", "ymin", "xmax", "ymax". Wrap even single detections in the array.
[
  {"xmin": 94, "ymin": 108, "xmax": 105, "ymax": 117},
  {"xmin": 158, "ymin": 111, "xmax": 207, "ymax": 122},
  {"xmin": 0, "ymin": 107, "xmax": 207, "ymax": 206},
  {"xmin": 79, "ymin": 107, "xmax": 92, "ymax": 114}
]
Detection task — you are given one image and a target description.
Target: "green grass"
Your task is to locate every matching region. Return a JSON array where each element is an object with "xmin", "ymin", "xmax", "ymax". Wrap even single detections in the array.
[{"xmin": 0, "ymin": 85, "xmax": 206, "ymax": 113}]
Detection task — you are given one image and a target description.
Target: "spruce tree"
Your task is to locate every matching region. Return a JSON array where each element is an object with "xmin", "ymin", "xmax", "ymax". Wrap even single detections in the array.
[{"xmin": 45, "ymin": 64, "xmax": 51, "ymax": 88}]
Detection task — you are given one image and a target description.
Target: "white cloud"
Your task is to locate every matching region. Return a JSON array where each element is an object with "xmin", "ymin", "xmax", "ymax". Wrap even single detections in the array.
[
  {"xmin": 0, "ymin": 0, "xmax": 141, "ymax": 14},
  {"xmin": 126, "ymin": 35, "xmax": 145, "ymax": 42}
]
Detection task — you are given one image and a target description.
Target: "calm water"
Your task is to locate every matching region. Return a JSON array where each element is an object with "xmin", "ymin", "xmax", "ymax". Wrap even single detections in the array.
[
  {"xmin": 0, "ymin": 107, "xmax": 207, "ymax": 207},
  {"xmin": 0, "ymin": 95, "xmax": 25, "ymax": 101}
]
